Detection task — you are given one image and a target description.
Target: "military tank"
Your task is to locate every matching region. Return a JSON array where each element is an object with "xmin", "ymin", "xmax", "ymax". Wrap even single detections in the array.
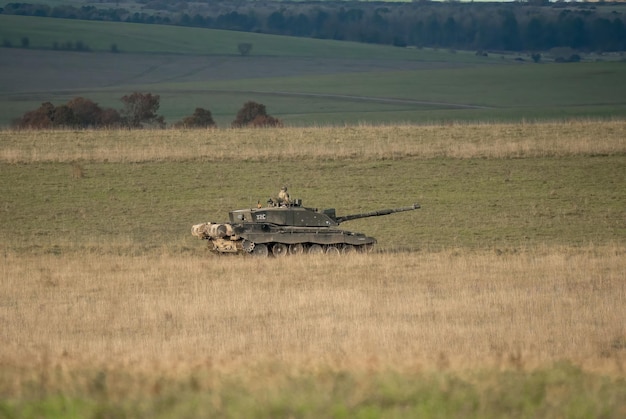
[{"xmin": 191, "ymin": 199, "xmax": 420, "ymax": 256}]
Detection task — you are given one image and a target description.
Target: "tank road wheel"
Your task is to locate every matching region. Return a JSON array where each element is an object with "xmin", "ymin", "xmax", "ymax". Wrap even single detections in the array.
[
  {"xmin": 251, "ymin": 243, "xmax": 269, "ymax": 257},
  {"xmin": 341, "ymin": 245, "xmax": 357, "ymax": 255},
  {"xmin": 272, "ymin": 243, "xmax": 288, "ymax": 257},
  {"xmin": 242, "ymin": 239, "xmax": 255, "ymax": 253},
  {"xmin": 325, "ymin": 245, "xmax": 341, "ymax": 256},
  {"xmin": 308, "ymin": 244, "xmax": 324, "ymax": 255},
  {"xmin": 289, "ymin": 243, "xmax": 305, "ymax": 255}
]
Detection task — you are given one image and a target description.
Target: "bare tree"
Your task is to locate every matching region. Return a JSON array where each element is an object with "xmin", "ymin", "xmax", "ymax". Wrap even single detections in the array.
[{"xmin": 120, "ymin": 92, "xmax": 165, "ymax": 128}]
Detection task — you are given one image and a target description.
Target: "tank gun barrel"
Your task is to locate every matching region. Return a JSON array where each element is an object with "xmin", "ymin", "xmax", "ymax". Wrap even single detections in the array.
[{"xmin": 335, "ymin": 203, "xmax": 420, "ymax": 224}]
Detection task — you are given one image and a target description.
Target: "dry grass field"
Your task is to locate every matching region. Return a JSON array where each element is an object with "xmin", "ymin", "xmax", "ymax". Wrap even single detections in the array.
[
  {"xmin": 3, "ymin": 248, "xmax": 625, "ymax": 370},
  {"xmin": 1, "ymin": 120, "xmax": 625, "ymax": 416},
  {"xmin": 1, "ymin": 248, "xmax": 625, "ymax": 416},
  {"xmin": 2, "ymin": 120, "xmax": 625, "ymax": 163}
]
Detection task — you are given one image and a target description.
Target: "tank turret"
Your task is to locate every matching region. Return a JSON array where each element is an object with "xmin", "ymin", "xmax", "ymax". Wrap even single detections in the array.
[{"xmin": 192, "ymin": 199, "xmax": 420, "ymax": 257}]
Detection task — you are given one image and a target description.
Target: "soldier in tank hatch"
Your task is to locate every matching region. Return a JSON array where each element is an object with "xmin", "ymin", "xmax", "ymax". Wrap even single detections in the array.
[{"xmin": 278, "ymin": 186, "xmax": 290, "ymax": 206}]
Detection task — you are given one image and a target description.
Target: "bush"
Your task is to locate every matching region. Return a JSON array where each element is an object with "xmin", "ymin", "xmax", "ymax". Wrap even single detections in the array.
[
  {"xmin": 174, "ymin": 108, "xmax": 216, "ymax": 128},
  {"xmin": 231, "ymin": 101, "xmax": 282, "ymax": 128},
  {"xmin": 12, "ymin": 95, "xmax": 285, "ymax": 130},
  {"xmin": 99, "ymin": 108, "xmax": 122, "ymax": 127},
  {"xmin": 51, "ymin": 105, "xmax": 78, "ymax": 127},
  {"xmin": 67, "ymin": 97, "xmax": 104, "ymax": 127},
  {"xmin": 12, "ymin": 98, "xmax": 122, "ymax": 129},
  {"xmin": 12, "ymin": 102, "xmax": 55, "ymax": 129},
  {"xmin": 250, "ymin": 114, "xmax": 283, "ymax": 128}
]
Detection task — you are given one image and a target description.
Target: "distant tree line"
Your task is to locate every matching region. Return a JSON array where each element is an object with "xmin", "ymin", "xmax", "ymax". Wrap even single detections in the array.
[
  {"xmin": 12, "ymin": 93, "xmax": 281, "ymax": 129},
  {"xmin": 2, "ymin": 1, "xmax": 626, "ymax": 53},
  {"xmin": 3, "ymin": 35, "xmax": 96, "ymax": 51},
  {"xmin": 3, "ymin": 34, "xmax": 121, "ymax": 53}
]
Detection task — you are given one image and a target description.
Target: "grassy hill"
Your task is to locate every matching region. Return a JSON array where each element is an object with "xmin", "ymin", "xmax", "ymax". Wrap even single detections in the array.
[
  {"xmin": 0, "ymin": 14, "xmax": 484, "ymax": 59},
  {"xmin": 2, "ymin": 14, "xmax": 626, "ymax": 127}
]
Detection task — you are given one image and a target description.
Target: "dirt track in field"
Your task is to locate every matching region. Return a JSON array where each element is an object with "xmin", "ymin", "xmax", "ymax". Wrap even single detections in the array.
[
  {"xmin": 2, "ymin": 49, "xmax": 472, "ymax": 90},
  {"xmin": 0, "ymin": 49, "xmax": 488, "ymax": 111}
]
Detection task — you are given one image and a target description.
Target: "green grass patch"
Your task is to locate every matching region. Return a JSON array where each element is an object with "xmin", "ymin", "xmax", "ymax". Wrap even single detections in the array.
[
  {"xmin": 1, "ymin": 156, "xmax": 624, "ymax": 255},
  {"xmin": 160, "ymin": 62, "xmax": 626, "ymax": 124},
  {"xmin": 1, "ymin": 362, "xmax": 623, "ymax": 418}
]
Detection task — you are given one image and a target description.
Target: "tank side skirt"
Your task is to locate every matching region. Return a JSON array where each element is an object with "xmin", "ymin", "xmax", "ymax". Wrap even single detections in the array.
[{"xmin": 240, "ymin": 230, "xmax": 376, "ymax": 246}]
